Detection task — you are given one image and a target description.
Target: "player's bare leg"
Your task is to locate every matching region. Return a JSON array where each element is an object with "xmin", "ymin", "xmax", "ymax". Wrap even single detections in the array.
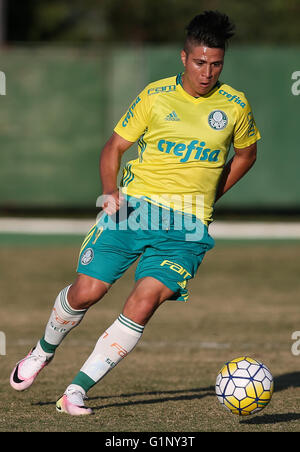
[
  {"xmin": 122, "ymin": 276, "xmax": 174, "ymax": 325},
  {"xmin": 56, "ymin": 277, "xmax": 175, "ymax": 415},
  {"xmin": 67, "ymin": 274, "xmax": 111, "ymax": 310}
]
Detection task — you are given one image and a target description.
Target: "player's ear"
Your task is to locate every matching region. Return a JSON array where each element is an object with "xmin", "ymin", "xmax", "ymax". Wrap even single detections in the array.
[{"xmin": 181, "ymin": 49, "xmax": 187, "ymax": 67}]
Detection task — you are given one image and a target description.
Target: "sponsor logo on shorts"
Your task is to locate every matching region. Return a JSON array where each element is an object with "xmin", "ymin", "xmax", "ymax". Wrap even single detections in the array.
[
  {"xmin": 81, "ymin": 248, "xmax": 94, "ymax": 265},
  {"xmin": 160, "ymin": 259, "xmax": 191, "ymax": 279}
]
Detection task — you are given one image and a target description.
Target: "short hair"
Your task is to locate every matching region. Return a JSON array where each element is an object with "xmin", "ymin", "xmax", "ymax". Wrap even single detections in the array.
[{"xmin": 184, "ymin": 11, "xmax": 235, "ymax": 53}]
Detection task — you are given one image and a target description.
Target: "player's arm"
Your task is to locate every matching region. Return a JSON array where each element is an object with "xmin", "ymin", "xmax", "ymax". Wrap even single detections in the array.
[
  {"xmin": 99, "ymin": 86, "xmax": 150, "ymax": 214},
  {"xmin": 99, "ymin": 132, "xmax": 134, "ymax": 214},
  {"xmin": 215, "ymin": 142, "xmax": 257, "ymax": 202}
]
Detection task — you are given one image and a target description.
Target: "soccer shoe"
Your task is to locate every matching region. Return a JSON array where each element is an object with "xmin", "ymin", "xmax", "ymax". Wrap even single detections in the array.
[
  {"xmin": 56, "ymin": 388, "xmax": 93, "ymax": 416},
  {"xmin": 10, "ymin": 348, "xmax": 53, "ymax": 391}
]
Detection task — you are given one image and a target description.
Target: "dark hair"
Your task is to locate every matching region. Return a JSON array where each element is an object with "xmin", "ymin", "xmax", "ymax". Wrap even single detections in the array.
[{"xmin": 184, "ymin": 11, "xmax": 235, "ymax": 52}]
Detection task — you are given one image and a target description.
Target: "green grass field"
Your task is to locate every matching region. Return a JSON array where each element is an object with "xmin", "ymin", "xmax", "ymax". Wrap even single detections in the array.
[{"xmin": 1, "ymin": 236, "xmax": 300, "ymax": 432}]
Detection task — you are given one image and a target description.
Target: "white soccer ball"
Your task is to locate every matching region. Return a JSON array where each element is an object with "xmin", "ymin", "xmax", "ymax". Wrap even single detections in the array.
[{"xmin": 215, "ymin": 356, "xmax": 274, "ymax": 416}]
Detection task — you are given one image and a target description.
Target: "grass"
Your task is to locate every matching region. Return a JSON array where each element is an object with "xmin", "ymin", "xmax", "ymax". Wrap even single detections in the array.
[{"xmin": 1, "ymin": 237, "xmax": 300, "ymax": 432}]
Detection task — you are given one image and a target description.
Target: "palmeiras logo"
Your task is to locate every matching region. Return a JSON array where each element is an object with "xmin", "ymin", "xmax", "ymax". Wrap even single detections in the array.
[
  {"xmin": 81, "ymin": 248, "xmax": 94, "ymax": 265},
  {"xmin": 208, "ymin": 110, "xmax": 228, "ymax": 130}
]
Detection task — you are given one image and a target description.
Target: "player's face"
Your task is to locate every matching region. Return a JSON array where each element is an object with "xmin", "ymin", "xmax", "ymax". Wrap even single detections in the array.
[{"xmin": 181, "ymin": 45, "xmax": 224, "ymax": 97}]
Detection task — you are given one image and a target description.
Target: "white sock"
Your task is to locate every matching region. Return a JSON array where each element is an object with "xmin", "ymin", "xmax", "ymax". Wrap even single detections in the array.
[
  {"xmin": 70, "ymin": 314, "xmax": 144, "ymax": 392},
  {"xmin": 39, "ymin": 286, "xmax": 87, "ymax": 354}
]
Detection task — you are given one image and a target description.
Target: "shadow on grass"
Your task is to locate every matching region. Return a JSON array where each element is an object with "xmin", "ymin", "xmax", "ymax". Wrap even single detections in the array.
[
  {"xmin": 32, "ymin": 385, "xmax": 215, "ymax": 408},
  {"xmin": 90, "ymin": 386, "xmax": 215, "ymax": 411},
  {"xmin": 32, "ymin": 372, "xmax": 300, "ymax": 424},
  {"xmin": 274, "ymin": 372, "xmax": 300, "ymax": 392},
  {"xmin": 240, "ymin": 412, "xmax": 300, "ymax": 425}
]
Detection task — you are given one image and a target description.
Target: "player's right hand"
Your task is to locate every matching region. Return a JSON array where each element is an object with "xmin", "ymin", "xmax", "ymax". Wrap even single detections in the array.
[{"xmin": 101, "ymin": 190, "xmax": 125, "ymax": 215}]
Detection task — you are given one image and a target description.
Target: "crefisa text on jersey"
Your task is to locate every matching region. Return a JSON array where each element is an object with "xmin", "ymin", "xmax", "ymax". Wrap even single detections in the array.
[{"xmin": 104, "ymin": 435, "xmax": 195, "ymax": 449}]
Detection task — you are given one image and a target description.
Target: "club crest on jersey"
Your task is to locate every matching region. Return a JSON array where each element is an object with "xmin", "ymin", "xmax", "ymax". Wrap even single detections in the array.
[
  {"xmin": 208, "ymin": 110, "xmax": 228, "ymax": 131},
  {"xmin": 81, "ymin": 248, "xmax": 94, "ymax": 265}
]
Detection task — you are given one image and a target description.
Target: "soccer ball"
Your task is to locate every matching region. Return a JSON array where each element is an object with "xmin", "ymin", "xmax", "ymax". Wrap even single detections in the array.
[{"xmin": 215, "ymin": 356, "xmax": 274, "ymax": 416}]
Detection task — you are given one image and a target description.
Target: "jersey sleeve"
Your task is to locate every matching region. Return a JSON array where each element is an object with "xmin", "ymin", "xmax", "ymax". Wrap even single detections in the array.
[
  {"xmin": 114, "ymin": 86, "xmax": 151, "ymax": 142},
  {"xmin": 233, "ymin": 96, "xmax": 261, "ymax": 149}
]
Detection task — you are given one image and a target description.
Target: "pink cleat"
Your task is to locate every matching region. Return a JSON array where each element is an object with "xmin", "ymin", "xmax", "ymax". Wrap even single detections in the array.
[
  {"xmin": 56, "ymin": 387, "xmax": 93, "ymax": 416},
  {"xmin": 10, "ymin": 348, "xmax": 53, "ymax": 391}
]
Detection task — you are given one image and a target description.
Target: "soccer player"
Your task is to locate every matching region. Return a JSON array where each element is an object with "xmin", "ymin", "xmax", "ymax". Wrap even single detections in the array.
[{"xmin": 10, "ymin": 11, "xmax": 260, "ymax": 415}]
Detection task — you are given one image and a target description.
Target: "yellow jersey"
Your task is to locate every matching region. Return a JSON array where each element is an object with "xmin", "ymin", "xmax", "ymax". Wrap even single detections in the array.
[{"xmin": 114, "ymin": 73, "xmax": 261, "ymax": 225}]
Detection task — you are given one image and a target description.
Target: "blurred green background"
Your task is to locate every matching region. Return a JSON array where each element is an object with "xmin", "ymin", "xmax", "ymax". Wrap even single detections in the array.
[{"xmin": 0, "ymin": 0, "xmax": 299, "ymax": 215}]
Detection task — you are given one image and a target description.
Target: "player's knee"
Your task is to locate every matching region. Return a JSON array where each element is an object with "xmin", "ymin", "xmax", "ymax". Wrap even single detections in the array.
[
  {"xmin": 68, "ymin": 277, "xmax": 110, "ymax": 310},
  {"xmin": 124, "ymin": 292, "xmax": 167, "ymax": 325}
]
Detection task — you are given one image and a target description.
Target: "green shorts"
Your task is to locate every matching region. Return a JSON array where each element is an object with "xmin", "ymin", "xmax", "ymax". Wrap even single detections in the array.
[{"xmin": 76, "ymin": 196, "xmax": 214, "ymax": 301}]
